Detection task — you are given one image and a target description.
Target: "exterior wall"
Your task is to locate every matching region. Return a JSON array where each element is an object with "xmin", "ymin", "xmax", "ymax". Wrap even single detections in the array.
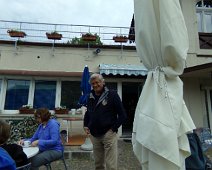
[
  {"xmin": 0, "ymin": 44, "xmax": 140, "ymax": 73},
  {"xmin": 183, "ymin": 77, "xmax": 204, "ymax": 127},
  {"xmin": 183, "ymin": 77, "xmax": 212, "ymax": 128},
  {"xmin": 0, "ymin": 43, "xmax": 211, "ymax": 73},
  {"xmin": 186, "ymin": 53, "xmax": 212, "ymax": 67},
  {"xmin": 181, "ymin": 0, "xmax": 198, "ymax": 53}
]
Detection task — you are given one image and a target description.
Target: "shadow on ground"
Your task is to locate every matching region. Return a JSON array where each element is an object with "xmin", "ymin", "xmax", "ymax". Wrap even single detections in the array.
[{"xmin": 40, "ymin": 139, "xmax": 142, "ymax": 170}]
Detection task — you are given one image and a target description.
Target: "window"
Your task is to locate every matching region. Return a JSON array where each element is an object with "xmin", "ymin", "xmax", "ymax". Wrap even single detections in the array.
[
  {"xmin": 33, "ymin": 81, "xmax": 56, "ymax": 110},
  {"xmin": 196, "ymin": 0, "xmax": 212, "ymax": 33},
  {"xmin": 61, "ymin": 81, "xmax": 81, "ymax": 109},
  {"xmin": 4, "ymin": 80, "xmax": 30, "ymax": 110},
  {"xmin": 204, "ymin": 88, "xmax": 212, "ymax": 129},
  {"xmin": 205, "ymin": 12, "xmax": 212, "ymax": 32}
]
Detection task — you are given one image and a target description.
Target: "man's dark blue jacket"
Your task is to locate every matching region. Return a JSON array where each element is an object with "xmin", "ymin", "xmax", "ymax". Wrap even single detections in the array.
[{"xmin": 84, "ymin": 86, "xmax": 127, "ymax": 137}]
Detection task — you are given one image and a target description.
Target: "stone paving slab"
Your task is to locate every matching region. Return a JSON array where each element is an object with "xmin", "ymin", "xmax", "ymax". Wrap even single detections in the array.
[{"xmin": 39, "ymin": 139, "xmax": 141, "ymax": 170}]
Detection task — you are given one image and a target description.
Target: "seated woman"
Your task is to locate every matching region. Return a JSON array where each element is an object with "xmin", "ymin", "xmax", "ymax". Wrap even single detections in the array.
[
  {"xmin": 0, "ymin": 120, "xmax": 28, "ymax": 168},
  {"xmin": 19, "ymin": 108, "xmax": 63, "ymax": 170}
]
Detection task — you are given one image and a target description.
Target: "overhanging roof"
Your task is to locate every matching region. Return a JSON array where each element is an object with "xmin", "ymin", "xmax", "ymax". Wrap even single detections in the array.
[
  {"xmin": 99, "ymin": 64, "xmax": 148, "ymax": 76},
  {"xmin": 183, "ymin": 62, "xmax": 212, "ymax": 78}
]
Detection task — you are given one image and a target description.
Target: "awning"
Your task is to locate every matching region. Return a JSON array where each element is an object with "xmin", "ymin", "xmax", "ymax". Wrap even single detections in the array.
[{"xmin": 99, "ymin": 64, "xmax": 148, "ymax": 76}]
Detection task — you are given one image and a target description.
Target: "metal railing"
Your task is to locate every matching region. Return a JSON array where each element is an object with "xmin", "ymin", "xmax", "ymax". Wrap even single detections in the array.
[{"xmin": 0, "ymin": 20, "xmax": 135, "ymax": 46}]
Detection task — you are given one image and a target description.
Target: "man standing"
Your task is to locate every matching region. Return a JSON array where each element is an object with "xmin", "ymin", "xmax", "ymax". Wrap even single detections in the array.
[{"xmin": 84, "ymin": 73, "xmax": 127, "ymax": 170}]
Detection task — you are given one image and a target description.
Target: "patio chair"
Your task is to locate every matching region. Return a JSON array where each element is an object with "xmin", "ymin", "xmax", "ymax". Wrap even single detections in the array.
[
  {"xmin": 194, "ymin": 127, "xmax": 212, "ymax": 151},
  {"xmin": 185, "ymin": 133, "xmax": 206, "ymax": 170},
  {"xmin": 44, "ymin": 151, "xmax": 68, "ymax": 170},
  {"xmin": 16, "ymin": 162, "xmax": 31, "ymax": 170}
]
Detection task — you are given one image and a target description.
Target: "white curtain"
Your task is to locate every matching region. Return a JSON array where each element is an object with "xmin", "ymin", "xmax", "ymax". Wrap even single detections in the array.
[{"xmin": 132, "ymin": 0, "xmax": 196, "ymax": 169}]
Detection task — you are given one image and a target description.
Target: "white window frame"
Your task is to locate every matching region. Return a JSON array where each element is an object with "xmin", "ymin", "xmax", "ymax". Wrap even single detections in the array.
[
  {"xmin": 0, "ymin": 76, "xmax": 82, "ymax": 114},
  {"xmin": 196, "ymin": 1, "xmax": 212, "ymax": 33},
  {"xmin": 1, "ymin": 77, "xmax": 32, "ymax": 114}
]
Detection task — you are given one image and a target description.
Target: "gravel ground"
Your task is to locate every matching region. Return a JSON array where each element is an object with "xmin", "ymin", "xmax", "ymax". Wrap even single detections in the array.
[{"xmin": 40, "ymin": 139, "xmax": 142, "ymax": 170}]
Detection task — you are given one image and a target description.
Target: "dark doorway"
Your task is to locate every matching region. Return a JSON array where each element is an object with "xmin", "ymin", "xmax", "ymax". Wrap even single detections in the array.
[{"xmin": 122, "ymin": 82, "xmax": 143, "ymax": 136}]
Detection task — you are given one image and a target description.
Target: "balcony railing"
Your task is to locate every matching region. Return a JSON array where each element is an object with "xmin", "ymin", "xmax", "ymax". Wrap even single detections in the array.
[
  {"xmin": 199, "ymin": 32, "xmax": 212, "ymax": 49},
  {"xmin": 0, "ymin": 20, "xmax": 135, "ymax": 46}
]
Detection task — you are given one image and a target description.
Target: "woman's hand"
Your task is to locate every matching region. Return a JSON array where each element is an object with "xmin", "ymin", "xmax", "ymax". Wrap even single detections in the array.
[{"xmin": 31, "ymin": 140, "xmax": 39, "ymax": 147}]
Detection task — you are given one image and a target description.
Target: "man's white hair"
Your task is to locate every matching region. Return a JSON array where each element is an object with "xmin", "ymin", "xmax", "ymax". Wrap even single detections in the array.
[{"xmin": 89, "ymin": 73, "xmax": 105, "ymax": 84}]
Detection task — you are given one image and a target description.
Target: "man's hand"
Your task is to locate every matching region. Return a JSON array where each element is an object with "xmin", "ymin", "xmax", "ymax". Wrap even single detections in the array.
[{"xmin": 84, "ymin": 127, "xmax": 90, "ymax": 135}]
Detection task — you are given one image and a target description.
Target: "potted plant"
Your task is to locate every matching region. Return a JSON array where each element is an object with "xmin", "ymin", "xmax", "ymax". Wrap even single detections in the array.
[
  {"xmin": 19, "ymin": 105, "xmax": 35, "ymax": 114},
  {"xmin": 54, "ymin": 106, "xmax": 68, "ymax": 114},
  {"xmin": 46, "ymin": 31, "xmax": 62, "ymax": 40},
  {"xmin": 69, "ymin": 35, "xmax": 102, "ymax": 45},
  {"xmin": 7, "ymin": 29, "xmax": 26, "ymax": 38},
  {"xmin": 81, "ymin": 33, "xmax": 97, "ymax": 41},
  {"xmin": 113, "ymin": 35, "xmax": 128, "ymax": 43}
]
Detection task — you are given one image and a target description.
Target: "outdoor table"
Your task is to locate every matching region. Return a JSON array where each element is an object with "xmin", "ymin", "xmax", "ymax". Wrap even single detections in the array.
[
  {"xmin": 23, "ymin": 146, "xmax": 39, "ymax": 158},
  {"xmin": 63, "ymin": 117, "xmax": 83, "ymax": 143}
]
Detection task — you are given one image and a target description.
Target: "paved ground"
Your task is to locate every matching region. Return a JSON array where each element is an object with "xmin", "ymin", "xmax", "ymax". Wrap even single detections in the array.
[{"xmin": 40, "ymin": 139, "xmax": 142, "ymax": 170}]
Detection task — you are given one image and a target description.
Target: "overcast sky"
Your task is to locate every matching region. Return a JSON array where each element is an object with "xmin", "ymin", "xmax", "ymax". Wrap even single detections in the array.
[{"xmin": 0, "ymin": 0, "xmax": 134, "ymax": 27}]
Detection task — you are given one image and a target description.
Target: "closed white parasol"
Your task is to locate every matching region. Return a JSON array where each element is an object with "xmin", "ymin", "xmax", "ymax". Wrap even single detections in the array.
[{"xmin": 132, "ymin": 0, "xmax": 196, "ymax": 169}]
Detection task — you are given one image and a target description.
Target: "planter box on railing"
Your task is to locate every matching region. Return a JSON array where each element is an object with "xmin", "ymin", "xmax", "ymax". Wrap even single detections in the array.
[
  {"xmin": 113, "ymin": 36, "xmax": 128, "ymax": 43},
  {"xmin": 7, "ymin": 30, "xmax": 26, "ymax": 38},
  {"xmin": 46, "ymin": 32, "xmax": 62, "ymax": 40},
  {"xmin": 82, "ymin": 34, "xmax": 97, "ymax": 41}
]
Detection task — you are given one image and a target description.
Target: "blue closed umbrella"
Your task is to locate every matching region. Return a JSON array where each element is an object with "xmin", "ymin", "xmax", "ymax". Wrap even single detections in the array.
[{"xmin": 78, "ymin": 65, "xmax": 91, "ymax": 107}]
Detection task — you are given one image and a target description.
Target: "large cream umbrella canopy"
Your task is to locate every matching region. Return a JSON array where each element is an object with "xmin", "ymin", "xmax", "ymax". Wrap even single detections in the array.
[{"xmin": 132, "ymin": 0, "xmax": 196, "ymax": 170}]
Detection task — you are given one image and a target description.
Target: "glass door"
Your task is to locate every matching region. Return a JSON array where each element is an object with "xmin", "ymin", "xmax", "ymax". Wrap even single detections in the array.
[{"xmin": 122, "ymin": 82, "xmax": 143, "ymax": 137}]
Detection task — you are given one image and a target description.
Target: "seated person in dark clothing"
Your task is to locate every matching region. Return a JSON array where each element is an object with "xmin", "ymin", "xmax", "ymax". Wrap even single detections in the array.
[
  {"xmin": 0, "ymin": 147, "xmax": 16, "ymax": 170},
  {"xmin": 0, "ymin": 120, "xmax": 29, "ymax": 167},
  {"xmin": 2, "ymin": 143, "xmax": 29, "ymax": 167}
]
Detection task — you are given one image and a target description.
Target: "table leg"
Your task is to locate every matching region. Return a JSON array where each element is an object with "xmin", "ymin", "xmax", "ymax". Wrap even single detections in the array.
[
  {"xmin": 66, "ymin": 120, "xmax": 69, "ymax": 143},
  {"xmin": 66, "ymin": 120, "xmax": 73, "ymax": 143}
]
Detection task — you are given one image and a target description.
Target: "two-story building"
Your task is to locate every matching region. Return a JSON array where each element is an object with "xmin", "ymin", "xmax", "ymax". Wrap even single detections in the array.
[{"xmin": 0, "ymin": 0, "xmax": 211, "ymax": 136}]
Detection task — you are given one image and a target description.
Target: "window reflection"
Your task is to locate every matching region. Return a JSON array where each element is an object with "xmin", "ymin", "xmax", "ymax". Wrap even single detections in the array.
[
  {"xmin": 4, "ymin": 80, "xmax": 30, "ymax": 110},
  {"xmin": 33, "ymin": 81, "xmax": 56, "ymax": 110},
  {"xmin": 205, "ymin": 13, "xmax": 212, "ymax": 32},
  {"xmin": 196, "ymin": 0, "xmax": 212, "ymax": 33},
  {"xmin": 197, "ymin": 12, "xmax": 203, "ymax": 32},
  {"xmin": 61, "ymin": 81, "xmax": 81, "ymax": 109}
]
